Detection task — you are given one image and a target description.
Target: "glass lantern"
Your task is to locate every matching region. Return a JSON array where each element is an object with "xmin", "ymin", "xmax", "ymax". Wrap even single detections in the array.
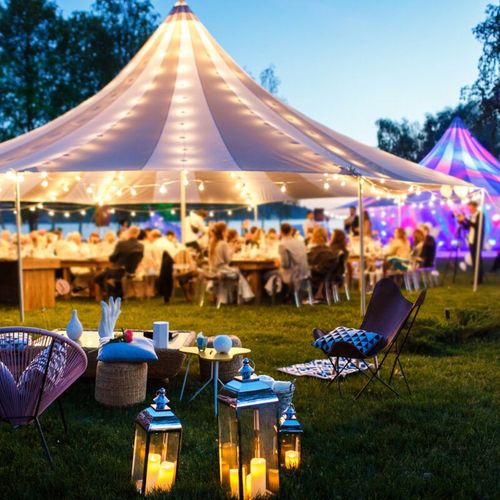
[
  {"xmin": 279, "ymin": 405, "xmax": 303, "ymax": 470},
  {"xmin": 131, "ymin": 388, "xmax": 182, "ymax": 495},
  {"xmin": 217, "ymin": 358, "xmax": 280, "ymax": 499}
]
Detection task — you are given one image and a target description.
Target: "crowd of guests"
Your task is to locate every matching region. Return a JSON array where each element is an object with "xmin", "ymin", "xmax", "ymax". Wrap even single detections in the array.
[{"xmin": 0, "ymin": 206, "xmax": 440, "ymax": 304}]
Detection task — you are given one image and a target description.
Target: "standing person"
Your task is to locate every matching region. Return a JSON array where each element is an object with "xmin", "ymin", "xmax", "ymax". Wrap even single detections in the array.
[
  {"xmin": 303, "ymin": 211, "xmax": 315, "ymax": 242},
  {"xmin": 185, "ymin": 209, "xmax": 208, "ymax": 253},
  {"xmin": 457, "ymin": 201, "xmax": 484, "ymax": 284},
  {"xmin": 344, "ymin": 206, "xmax": 359, "ymax": 235},
  {"xmin": 419, "ymin": 224, "xmax": 437, "ymax": 268}
]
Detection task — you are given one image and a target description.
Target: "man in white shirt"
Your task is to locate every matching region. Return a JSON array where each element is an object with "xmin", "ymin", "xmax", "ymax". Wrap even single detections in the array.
[
  {"xmin": 457, "ymin": 201, "xmax": 484, "ymax": 283},
  {"xmin": 185, "ymin": 209, "xmax": 208, "ymax": 252}
]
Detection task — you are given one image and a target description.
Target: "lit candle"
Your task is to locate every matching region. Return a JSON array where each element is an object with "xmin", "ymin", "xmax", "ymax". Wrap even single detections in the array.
[
  {"xmin": 285, "ymin": 450, "xmax": 300, "ymax": 469},
  {"xmin": 250, "ymin": 458, "xmax": 266, "ymax": 497},
  {"xmin": 145, "ymin": 453, "xmax": 161, "ymax": 493},
  {"xmin": 229, "ymin": 469, "xmax": 239, "ymax": 498},
  {"xmin": 221, "ymin": 442, "xmax": 237, "ymax": 485},
  {"xmin": 268, "ymin": 468, "xmax": 279, "ymax": 492},
  {"xmin": 246, "ymin": 473, "xmax": 252, "ymax": 500},
  {"xmin": 157, "ymin": 461, "xmax": 176, "ymax": 491}
]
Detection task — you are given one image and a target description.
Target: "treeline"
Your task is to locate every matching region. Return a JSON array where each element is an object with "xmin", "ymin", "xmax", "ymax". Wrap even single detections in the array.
[
  {"xmin": 376, "ymin": 3, "xmax": 499, "ymax": 160},
  {"xmin": 0, "ymin": 0, "xmax": 159, "ymax": 141}
]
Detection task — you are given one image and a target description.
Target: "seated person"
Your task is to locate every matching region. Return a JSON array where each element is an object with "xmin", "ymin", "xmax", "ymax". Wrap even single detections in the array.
[
  {"xmin": 307, "ymin": 227, "xmax": 336, "ymax": 299},
  {"xmin": 95, "ymin": 226, "xmax": 144, "ymax": 297},
  {"xmin": 278, "ymin": 223, "xmax": 309, "ymax": 287},
  {"xmin": 384, "ymin": 227, "xmax": 411, "ymax": 271}
]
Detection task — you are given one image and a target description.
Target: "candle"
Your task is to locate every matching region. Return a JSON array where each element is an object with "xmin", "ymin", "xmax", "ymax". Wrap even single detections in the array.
[
  {"xmin": 285, "ymin": 450, "xmax": 300, "ymax": 469},
  {"xmin": 221, "ymin": 442, "xmax": 237, "ymax": 485},
  {"xmin": 157, "ymin": 461, "xmax": 176, "ymax": 491},
  {"xmin": 145, "ymin": 453, "xmax": 161, "ymax": 493},
  {"xmin": 250, "ymin": 458, "xmax": 266, "ymax": 497},
  {"xmin": 229, "ymin": 469, "xmax": 239, "ymax": 498},
  {"xmin": 246, "ymin": 473, "xmax": 252, "ymax": 500},
  {"xmin": 268, "ymin": 468, "xmax": 279, "ymax": 492}
]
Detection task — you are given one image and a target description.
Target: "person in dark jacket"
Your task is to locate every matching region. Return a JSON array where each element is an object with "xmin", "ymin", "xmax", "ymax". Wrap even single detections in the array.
[
  {"xmin": 457, "ymin": 201, "xmax": 485, "ymax": 283},
  {"xmin": 95, "ymin": 226, "xmax": 144, "ymax": 297},
  {"xmin": 307, "ymin": 227, "xmax": 336, "ymax": 299},
  {"xmin": 419, "ymin": 224, "xmax": 436, "ymax": 268}
]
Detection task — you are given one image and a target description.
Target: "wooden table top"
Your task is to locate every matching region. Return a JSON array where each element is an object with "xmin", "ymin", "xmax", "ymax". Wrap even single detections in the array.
[
  {"xmin": 0, "ymin": 258, "xmax": 62, "ymax": 270},
  {"xmin": 180, "ymin": 346, "xmax": 251, "ymax": 362},
  {"xmin": 230, "ymin": 259, "xmax": 277, "ymax": 271},
  {"xmin": 59, "ymin": 258, "xmax": 110, "ymax": 267}
]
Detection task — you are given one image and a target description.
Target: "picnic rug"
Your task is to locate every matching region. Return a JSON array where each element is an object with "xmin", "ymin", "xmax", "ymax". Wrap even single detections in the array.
[{"xmin": 278, "ymin": 358, "xmax": 372, "ymax": 380}]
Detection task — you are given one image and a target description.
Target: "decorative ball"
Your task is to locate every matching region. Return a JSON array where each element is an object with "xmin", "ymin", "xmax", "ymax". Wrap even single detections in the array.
[{"xmin": 213, "ymin": 335, "xmax": 233, "ymax": 354}]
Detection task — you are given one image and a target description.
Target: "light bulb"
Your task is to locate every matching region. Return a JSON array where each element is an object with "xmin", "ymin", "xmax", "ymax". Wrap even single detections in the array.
[
  {"xmin": 150, "ymin": 211, "xmax": 155, "ymax": 217},
  {"xmin": 49, "ymin": 210, "xmax": 55, "ymax": 217},
  {"xmin": 37, "ymin": 203, "xmax": 43, "ymax": 209},
  {"xmin": 80, "ymin": 210, "xmax": 86, "ymax": 216},
  {"xmin": 159, "ymin": 184, "xmax": 168, "ymax": 194},
  {"xmin": 170, "ymin": 209, "xmax": 176, "ymax": 215},
  {"xmin": 131, "ymin": 211, "xmax": 136, "ymax": 217},
  {"xmin": 64, "ymin": 211, "xmax": 70, "ymax": 218},
  {"xmin": 198, "ymin": 182, "xmax": 205, "ymax": 192},
  {"xmin": 209, "ymin": 211, "xmax": 214, "ymax": 217},
  {"xmin": 41, "ymin": 179, "xmax": 49, "ymax": 188},
  {"xmin": 280, "ymin": 184, "xmax": 287, "ymax": 193},
  {"xmin": 109, "ymin": 208, "xmax": 116, "ymax": 214},
  {"xmin": 323, "ymin": 182, "xmax": 330, "ymax": 190},
  {"xmin": 29, "ymin": 206, "xmax": 36, "ymax": 212},
  {"xmin": 227, "ymin": 210, "xmax": 233, "ymax": 216},
  {"xmin": 40, "ymin": 171, "xmax": 48, "ymax": 178},
  {"xmin": 86, "ymin": 186, "xmax": 93, "ymax": 194},
  {"xmin": 130, "ymin": 187, "xmax": 137, "ymax": 196},
  {"xmin": 341, "ymin": 180, "xmax": 346, "ymax": 187}
]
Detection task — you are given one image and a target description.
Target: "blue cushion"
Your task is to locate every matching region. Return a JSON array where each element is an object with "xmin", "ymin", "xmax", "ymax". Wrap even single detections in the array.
[
  {"xmin": 312, "ymin": 326, "xmax": 383, "ymax": 356},
  {"xmin": 97, "ymin": 337, "xmax": 158, "ymax": 363}
]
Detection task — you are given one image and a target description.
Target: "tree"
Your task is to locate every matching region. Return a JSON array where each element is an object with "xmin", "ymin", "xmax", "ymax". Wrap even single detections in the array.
[
  {"xmin": 375, "ymin": 118, "xmax": 422, "ymax": 162},
  {"xmin": 90, "ymin": 0, "xmax": 159, "ymax": 76},
  {"xmin": 260, "ymin": 64, "xmax": 281, "ymax": 96},
  {"xmin": 462, "ymin": 3, "xmax": 499, "ymax": 155},
  {"xmin": 0, "ymin": 0, "xmax": 67, "ymax": 140}
]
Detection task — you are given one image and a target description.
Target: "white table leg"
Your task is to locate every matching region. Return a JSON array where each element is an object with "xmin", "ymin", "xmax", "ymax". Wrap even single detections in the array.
[{"xmin": 179, "ymin": 356, "xmax": 193, "ymax": 401}]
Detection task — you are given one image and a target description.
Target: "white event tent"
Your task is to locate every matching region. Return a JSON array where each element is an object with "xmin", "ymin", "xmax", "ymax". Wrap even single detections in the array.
[{"xmin": 0, "ymin": 0, "xmax": 470, "ymax": 320}]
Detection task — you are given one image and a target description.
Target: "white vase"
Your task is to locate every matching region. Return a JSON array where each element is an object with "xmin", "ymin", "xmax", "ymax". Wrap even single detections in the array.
[{"xmin": 66, "ymin": 310, "xmax": 83, "ymax": 341}]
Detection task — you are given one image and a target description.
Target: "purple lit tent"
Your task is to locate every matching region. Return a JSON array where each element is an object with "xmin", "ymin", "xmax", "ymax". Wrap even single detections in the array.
[{"xmin": 420, "ymin": 117, "xmax": 500, "ymax": 196}]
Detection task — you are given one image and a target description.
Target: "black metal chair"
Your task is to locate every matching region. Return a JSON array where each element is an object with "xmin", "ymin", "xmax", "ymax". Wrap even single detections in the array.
[{"xmin": 313, "ymin": 278, "xmax": 426, "ymax": 398}]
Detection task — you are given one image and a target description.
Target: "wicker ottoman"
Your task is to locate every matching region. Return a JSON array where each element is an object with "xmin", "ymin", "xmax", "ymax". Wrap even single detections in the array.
[
  {"xmin": 95, "ymin": 361, "xmax": 148, "ymax": 407},
  {"xmin": 199, "ymin": 335, "xmax": 243, "ymax": 383}
]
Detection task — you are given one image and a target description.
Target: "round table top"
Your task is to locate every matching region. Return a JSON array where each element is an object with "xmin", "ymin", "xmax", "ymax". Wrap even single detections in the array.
[{"xmin": 180, "ymin": 346, "xmax": 251, "ymax": 362}]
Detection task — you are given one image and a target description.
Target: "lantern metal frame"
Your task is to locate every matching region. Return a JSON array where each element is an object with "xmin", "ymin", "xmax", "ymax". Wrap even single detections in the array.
[
  {"xmin": 217, "ymin": 358, "xmax": 281, "ymax": 499},
  {"xmin": 279, "ymin": 404, "xmax": 303, "ymax": 470},
  {"xmin": 131, "ymin": 388, "xmax": 183, "ymax": 496}
]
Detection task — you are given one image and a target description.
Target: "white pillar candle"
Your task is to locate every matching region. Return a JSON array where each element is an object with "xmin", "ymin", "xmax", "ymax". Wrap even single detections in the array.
[
  {"xmin": 250, "ymin": 458, "xmax": 266, "ymax": 497},
  {"xmin": 156, "ymin": 461, "xmax": 176, "ymax": 491},
  {"xmin": 268, "ymin": 468, "xmax": 280, "ymax": 492},
  {"xmin": 145, "ymin": 453, "xmax": 161, "ymax": 493}
]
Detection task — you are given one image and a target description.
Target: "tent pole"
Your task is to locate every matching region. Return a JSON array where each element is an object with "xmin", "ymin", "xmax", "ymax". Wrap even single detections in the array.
[
  {"xmin": 358, "ymin": 177, "xmax": 366, "ymax": 317},
  {"xmin": 180, "ymin": 170, "xmax": 187, "ymax": 244},
  {"xmin": 15, "ymin": 177, "xmax": 25, "ymax": 323},
  {"xmin": 473, "ymin": 188, "xmax": 485, "ymax": 292},
  {"xmin": 253, "ymin": 205, "xmax": 259, "ymax": 226}
]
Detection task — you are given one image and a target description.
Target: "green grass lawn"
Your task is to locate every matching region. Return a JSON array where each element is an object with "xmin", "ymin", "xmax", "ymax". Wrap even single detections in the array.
[{"xmin": 0, "ymin": 270, "xmax": 499, "ymax": 499}]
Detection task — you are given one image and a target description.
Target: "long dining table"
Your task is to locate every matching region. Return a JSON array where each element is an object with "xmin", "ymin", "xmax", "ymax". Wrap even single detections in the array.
[{"xmin": 230, "ymin": 257, "xmax": 278, "ymax": 304}]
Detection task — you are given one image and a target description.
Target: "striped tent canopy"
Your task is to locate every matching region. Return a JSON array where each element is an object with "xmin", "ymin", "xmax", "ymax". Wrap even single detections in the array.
[
  {"xmin": 0, "ymin": 0, "xmax": 468, "ymax": 206},
  {"xmin": 420, "ymin": 117, "xmax": 500, "ymax": 196}
]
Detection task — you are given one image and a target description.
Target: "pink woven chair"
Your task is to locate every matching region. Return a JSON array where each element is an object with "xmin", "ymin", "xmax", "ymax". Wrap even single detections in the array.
[{"xmin": 0, "ymin": 327, "xmax": 87, "ymax": 463}]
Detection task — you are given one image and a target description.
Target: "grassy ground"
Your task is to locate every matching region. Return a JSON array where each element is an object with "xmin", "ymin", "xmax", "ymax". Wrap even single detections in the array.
[{"xmin": 0, "ymin": 269, "xmax": 499, "ymax": 499}]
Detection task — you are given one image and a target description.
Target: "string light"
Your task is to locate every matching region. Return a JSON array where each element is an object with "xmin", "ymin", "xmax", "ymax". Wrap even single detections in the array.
[
  {"xmin": 29, "ymin": 206, "xmax": 36, "ymax": 212},
  {"xmin": 130, "ymin": 187, "xmax": 137, "ymax": 196},
  {"xmin": 159, "ymin": 184, "xmax": 168, "ymax": 194},
  {"xmin": 80, "ymin": 210, "xmax": 86, "ymax": 216},
  {"xmin": 227, "ymin": 209, "xmax": 233, "ymax": 216},
  {"xmin": 86, "ymin": 186, "xmax": 93, "ymax": 194},
  {"xmin": 280, "ymin": 184, "xmax": 287, "ymax": 193},
  {"xmin": 198, "ymin": 182, "xmax": 205, "ymax": 192},
  {"xmin": 323, "ymin": 182, "xmax": 330, "ymax": 190},
  {"xmin": 209, "ymin": 211, "xmax": 214, "ymax": 217},
  {"xmin": 41, "ymin": 179, "xmax": 49, "ymax": 188},
  {"xmin": 64, "ymin": 211, "xmax": 70, "ymax": 218},
  {"xmin": 131, "ymin": 211, "xmax": 136, "ymax": 217},
  {"xmin": 170, "ymin": 209, "xmax": 176, "ymax": 215},
  {"xmin": 149, "ymin": 211, "xmax": 155, "ymax": 217},
  {"xmin": 109, "ymin": 208, "xmax": 116, "ymax": 214},
  {"xmin": 49, "ymin": 210, "xmax": 55, "ymax": 217},
  {"xmin": 37, "ymin": 203, "xmax": 44, "ymax": 209}
]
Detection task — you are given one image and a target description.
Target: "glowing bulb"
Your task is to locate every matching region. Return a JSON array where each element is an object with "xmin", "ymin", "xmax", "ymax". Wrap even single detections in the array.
[
  {"xmin": 341, "ymin": 180, "xmax": 346, "ymax": 187},
  {"xmin": 29, "ymin": 206, "xmax": 36, "ymax": 212},
  {"xmin": 40, "ymin": 171, "xmax": 48, "ymax": 178},
  {"xmin": 37, "ymin": 203, "xmax": 43, "ymax": 209},
  {"xmin": 64, "ymin": 211, "xmax": 70, "ymax": 218},
  {"xmin": 49, "ymin": 210, "xmax": 55, "ymax": 217},
  {"xmin": 170, "ymin": 209, "xmax": 176, "ymax": 215},
  {"xmin": 86, "ymin": 186, "xmax": 93, "ymax": 194},
  {"xmin": 280, "ymin": 184, "xmax": 287, "ymax": 193},
  {"xmin": 323, "ymin": 182, "xmax": 330, "ymax": 190},
  {"xmin": 159, "ymin": 184, "xmax": 168, "ymax": 194},
  {"xmin": 230, "ymin": 172, "xmax": 237, "ymax": 178},
  {"xmin": 198, "ymin": 182, "xmax": 205, "ymax": 192},
  {"xmin": 209, "ymin": 211, "xmax": 214, "ymax": 217},
  {"xmin": 227, "ymin": 210, "xmax": 233, "ymax": 216},
  {"xmin": 131, "ymin": 211, "xmax": 136, "ymax": 217},
  {"xmin": 109, "ymin": 208, "xmax": 116, "ymax": 214},
  {"xmin": 41, "ymin": 180, "xmax": 49, "ymax": 188},
  {"xmin": 130, "ymin": 187, "xmax": 137, "ymax": 196},
  {"xmin": 75, "ymin": 175, "xmax": 82, "ymax": 182},
  {"xmin": 150, "ymin": 211, "xmax": 155, "ymax": 217},
  {"xmin": 80, "ymin": 210, "xmax": 86, "ymax": 216},
  {"xmin": 62, "ymin": 184, "xmax": 69, "ymax": 193}
]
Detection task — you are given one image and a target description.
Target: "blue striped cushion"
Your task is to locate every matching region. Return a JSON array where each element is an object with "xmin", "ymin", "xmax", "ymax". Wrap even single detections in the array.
[{"xmin": 312, "ymin": 327, "xmax": 383, "ymax": 356}]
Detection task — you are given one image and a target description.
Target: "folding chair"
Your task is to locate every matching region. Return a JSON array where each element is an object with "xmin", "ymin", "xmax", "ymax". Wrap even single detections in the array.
[{"xmin": 313, "ymin": 278, "xmax": 426, "ymax": 399}]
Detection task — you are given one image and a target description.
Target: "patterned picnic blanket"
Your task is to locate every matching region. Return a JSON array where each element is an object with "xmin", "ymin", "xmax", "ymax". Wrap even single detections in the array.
[{"xmin": 278, "ymin": 358, "xmax": 372, "ymax": 380}]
